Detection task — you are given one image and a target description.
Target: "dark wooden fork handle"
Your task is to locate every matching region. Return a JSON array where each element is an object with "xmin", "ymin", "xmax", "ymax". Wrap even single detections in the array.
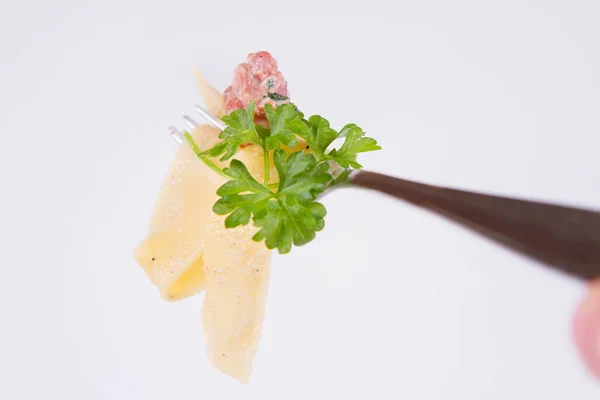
[{"xmin": 350, "ymin": 170, "xmax": 600, "ymax": 281}]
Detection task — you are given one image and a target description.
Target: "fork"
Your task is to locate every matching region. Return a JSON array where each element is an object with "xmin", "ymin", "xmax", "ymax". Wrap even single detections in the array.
[{"xmin": 169, "ymin": 105, "xmax": 600, "ymax": 281}]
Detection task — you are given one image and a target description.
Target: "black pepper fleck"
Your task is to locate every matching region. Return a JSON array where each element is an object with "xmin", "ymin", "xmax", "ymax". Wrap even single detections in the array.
[{"xmin": 151, "ymin": 257, "xmax": 155, "ymax": 261}]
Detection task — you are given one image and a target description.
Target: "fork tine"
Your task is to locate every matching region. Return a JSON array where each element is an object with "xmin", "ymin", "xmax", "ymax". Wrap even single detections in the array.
[
  {"xmin": 182, "ymin": 115, "xmax": 199, "ymax": 130},
  {"xmin": 168, "ymin": 126, "xmax": 184, "ymax": 144},
  {"xmin": 170, "ymin": 107, "xmax": 223, "ymax": 145},
  {"xmin": 195, "ymin": 105, "xmax": 226, "ymax": 131}
]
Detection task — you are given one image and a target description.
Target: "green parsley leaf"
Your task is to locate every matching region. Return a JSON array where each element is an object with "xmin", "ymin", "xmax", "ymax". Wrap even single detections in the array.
[
  {"xmin": 252, "ymin": 198, "xmax": 327, "ymax": 253},
  {"xmin": 203, "ymin": 101, "xmax": 262, "ymax": 161},
  {"xmin": 326, "ymin": 125, "xmax": 381, "ymax": 169},
  {"xmin": 252, "ymin": 149, "xmax": 330, "ymax": 253},
  {"xmin": 292, "ymin": 115, "xmax": 339, "ymax": 161},
  {"xmin": 263, "ymin": 103, "xmax": 302, "ymax": 150},
  {"xmin": 337, "ymin": 123, "xmax": 358, "ymax": 138},
  {"xmin": 212, "ymin": 160, "xmax": 272, "ymax": 228},
  {"xmin": 275, "ymin": 149, "xmax": 331, "ymax": 201},
  {"xmin": 211, "ymin": 150, "xmax": 331, "ymax": 254}
]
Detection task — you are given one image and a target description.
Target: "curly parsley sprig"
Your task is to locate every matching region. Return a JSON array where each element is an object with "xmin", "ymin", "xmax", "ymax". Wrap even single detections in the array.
[{"xmin": 185, "ymin": 101, "xmax": 381, "ymax": 254}]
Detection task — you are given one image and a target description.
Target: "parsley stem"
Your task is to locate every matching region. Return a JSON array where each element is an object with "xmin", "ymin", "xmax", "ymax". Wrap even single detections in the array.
[
  {"xmin": 184, "ymin": 131, "xmax": 229, "ymax": 179},
  {"xmin": 263, "ymin": 148, "xmax": 270, "ymax": 186}
]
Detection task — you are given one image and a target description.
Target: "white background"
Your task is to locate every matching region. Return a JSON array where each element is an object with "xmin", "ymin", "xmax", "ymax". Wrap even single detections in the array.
[{"xmin": 1, "ymin": 0, "xmax": 599, "ymax": 398}]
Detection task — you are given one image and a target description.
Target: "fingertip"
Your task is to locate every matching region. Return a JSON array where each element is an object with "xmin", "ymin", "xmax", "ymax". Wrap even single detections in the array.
[{"xmin": 573, "ymin": 279, "xmax": 600, "ymax": 380}]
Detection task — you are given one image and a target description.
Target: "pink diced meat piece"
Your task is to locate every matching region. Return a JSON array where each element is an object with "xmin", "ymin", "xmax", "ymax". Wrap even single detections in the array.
[
  {"xmin": 223, "ymin": 86, "xmax": 245, "ymax": 112},
  {"xmin": 223, "ymin": 51, "xmax": 290, "ymax": 117}
]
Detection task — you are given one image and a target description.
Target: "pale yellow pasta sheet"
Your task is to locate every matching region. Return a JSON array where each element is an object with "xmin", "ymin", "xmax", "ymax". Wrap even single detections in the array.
[{"xmin": 134, "ymin": 69, "xmax": 272, "ymax": 382}]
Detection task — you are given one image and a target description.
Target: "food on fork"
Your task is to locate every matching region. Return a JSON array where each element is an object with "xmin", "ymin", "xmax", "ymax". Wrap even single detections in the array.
[
  {"xmin": 134, "ymin": 51, "xmax": 381, "ymax": 382},
  {"xmin": 224, "ymin": 51, "xmax": 290, "ymax": 117}
]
